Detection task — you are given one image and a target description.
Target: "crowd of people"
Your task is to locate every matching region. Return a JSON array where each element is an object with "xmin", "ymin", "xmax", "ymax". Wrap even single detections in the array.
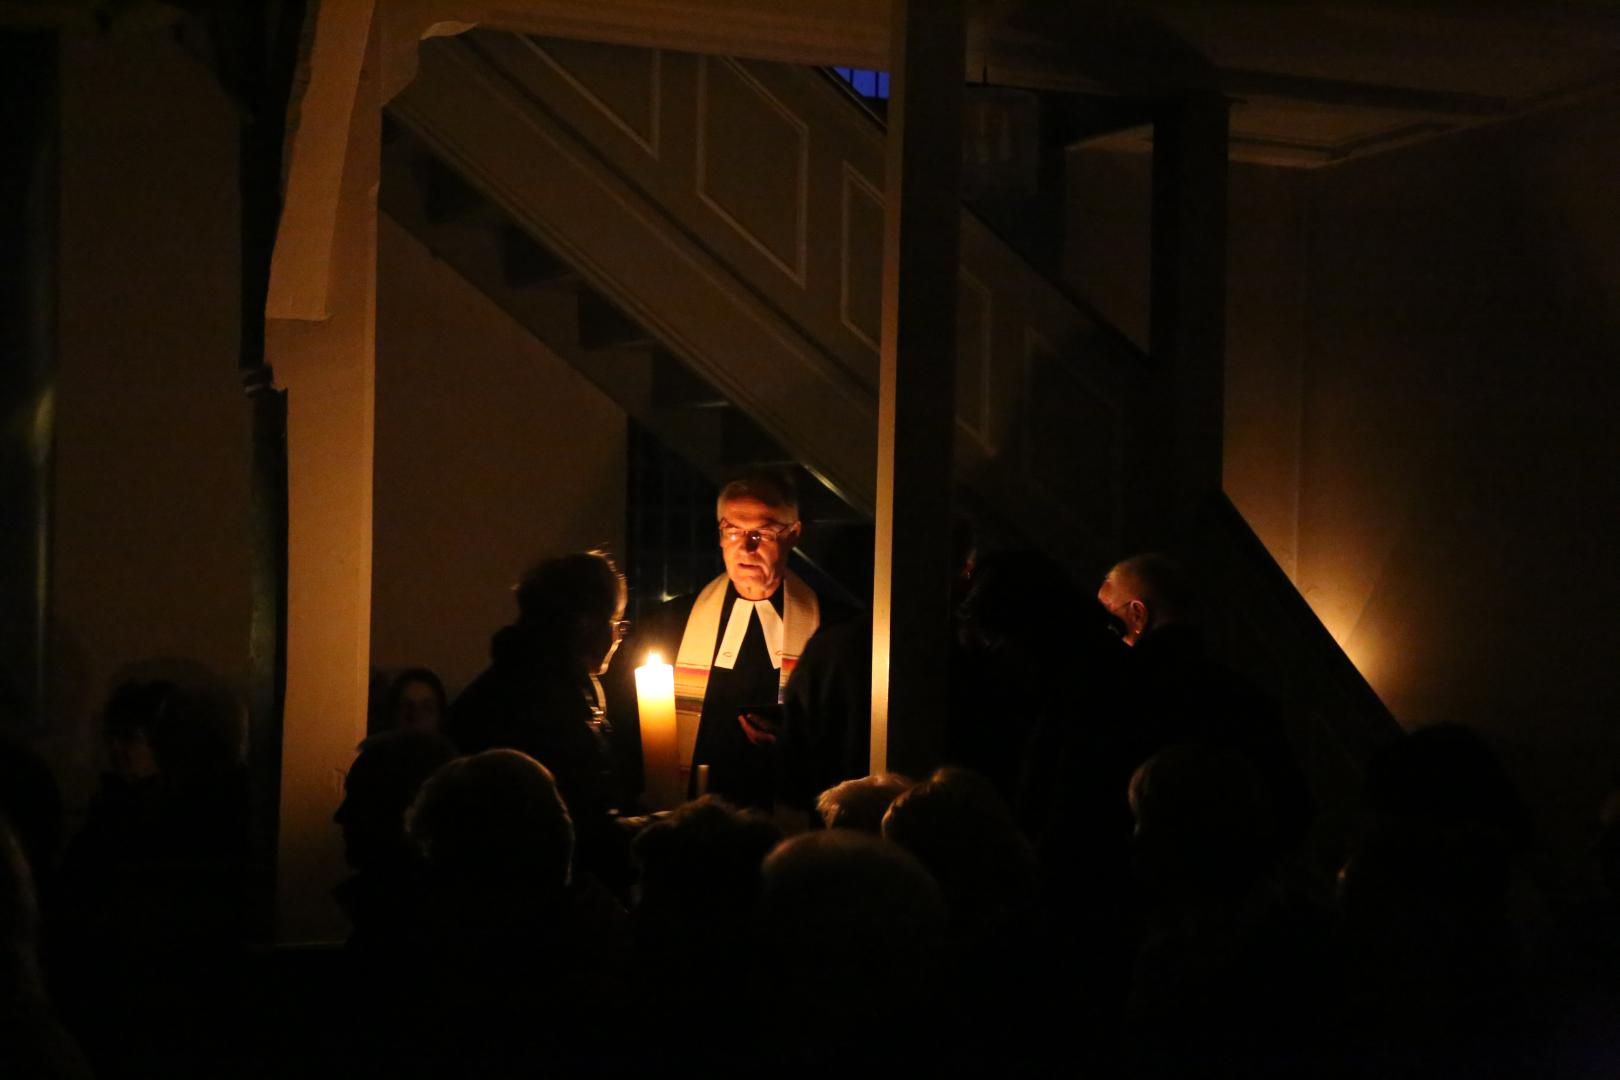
[{"xmin": 3, "ymin": 469, "xmax": 1619, "ymax": 1077}]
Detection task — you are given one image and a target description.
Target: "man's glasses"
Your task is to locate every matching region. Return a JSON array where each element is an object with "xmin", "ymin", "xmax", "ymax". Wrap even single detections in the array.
[
  {"xmin": 718, "ymin": 522, "xmax": 795, "ymax": 546},
  {"xmin": 612, "ymin": 619, "xmax": 633, "ymax": 641}
]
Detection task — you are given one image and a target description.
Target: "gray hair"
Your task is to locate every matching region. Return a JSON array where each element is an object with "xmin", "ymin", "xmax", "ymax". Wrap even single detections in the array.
[
  {"xmin": 816, "ymin": 773, "xmax": 916, "ymax": 833},
  {"xmin": 715, "ymin": 469, "xmax": 799, "ymax": 523},
  {"xmin": 1108, "ymin": 552, "xmax": 1200, "ymax": 625}
]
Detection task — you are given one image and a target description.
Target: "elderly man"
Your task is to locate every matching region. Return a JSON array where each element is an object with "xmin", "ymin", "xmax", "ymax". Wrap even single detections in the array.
[
  {"xmin": 1095, "ymin": 552, "xmax": 1197, "ymax": 646},
  {"xmin": 1095, "ymin": 551, "xmax": 1310, "ymax": 851},
  {"xmin": 608, "ymin": 470, "xmax": 843, "ymax": 809}
]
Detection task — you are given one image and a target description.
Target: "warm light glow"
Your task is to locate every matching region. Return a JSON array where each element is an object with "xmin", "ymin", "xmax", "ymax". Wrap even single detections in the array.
[
  {"xmin": 1304, "ymin": 587, "xmax": 1388, "ymax": 708},
  {"xmin": 636, "ymin": 655, "xmax": 682, "ymax": 810}
]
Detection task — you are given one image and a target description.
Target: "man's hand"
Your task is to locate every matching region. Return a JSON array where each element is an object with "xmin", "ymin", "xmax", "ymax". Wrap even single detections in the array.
[{"xmin": 738, "ymin": 712, "xmax": 779, "ymax": 747}]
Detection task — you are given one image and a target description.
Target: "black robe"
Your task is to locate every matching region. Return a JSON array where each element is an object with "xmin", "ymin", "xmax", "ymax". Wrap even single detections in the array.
[
  {"xmin": 778, "ymin": 612, "xmax": 873, "ymax": 809},
  {"xmin": 605, "ymin": 579, "xmax": 850, "ymax": 810}
]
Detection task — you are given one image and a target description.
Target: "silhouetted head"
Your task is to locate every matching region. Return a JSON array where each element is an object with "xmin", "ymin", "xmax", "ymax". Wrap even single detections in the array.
[
  {"xmin": 756, "ymin": 830, "xmax": 946, "ymax": 1012},
  {"xmin": 1362, "ymin": 723, "xmax": 1531, "ymax": 846},
  {"xmin": 816, "ymin": 773, "xmax": 915, "ymax": 833},
  {"xmin": 632, "ymin": 795, "xmax": 782, "ymax": 933},
  {"xmin": 408, "ymin": 749, "xmax": 575, "ymax": 895},
  {"xmin": 881, "ymin": 767, "xmax": 1039, "ymax": 929},
  {"xmin": 716, "ymin": 470, "xmax": 801, "ymax": 601},
  {"xmin": 384, "ymin": 668, "xmax": 449, "ymax": 734},
  {"xmin": 514, "ymin": 550, "xmax": 628, "ymax": 676},
  {"xmin": 1097, "ymin": 553, "xmax": 1199, "ymax": 646},
  {"xmin": 0, "ymin": 731, "xmax": 63, "ymax": 886},
  {"xmin": 1128, "ymin": 742, "xmax": 1277, "ymax": 900},
  {"xmin": 955, "ymin": 548, "xmax": 1090, "ymax": 660},
  {"xmin": 334, "ymin": 729, "xmax": 458, "ymax": 871},
  {"xmin": 100, "ymin": 666, "xmax": 245, "ymax": 784},
  {"xmin": 1342, "ymin": 724, "xmax": 1530, "ymax": 911}
]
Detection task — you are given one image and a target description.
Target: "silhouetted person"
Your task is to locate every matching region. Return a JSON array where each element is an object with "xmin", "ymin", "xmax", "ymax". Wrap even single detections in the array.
[
  {"xmin": 405, "ymin": 749, "xmax": 629, "ymax": 1078},
  {"xmin": 628, "ymin": 795, "xmax": 782, "ymax": 1074},
  {"xmin": 0, "ymin": 727, "xmax": 64, "ymax": 896},
  {"xmin": 753, "ymin": 830, "xmax": 948, "ymax": 1074},
  {"xmin": 881, "ymin": 767, "xmax": 1052, "ymax": 1073},
  {"xmin": 50, "ymin": 666, "xmax": 250, "ymax": 1079},
  {"xmin": 778, "ymin": 516, "xmax": 974, "ymax": 812},
  {"xmin": 777, "ymin": 612, "xmax": 875, "ymax": 811},
  {"xmin": 1096, "ymin": 553, "xmax": 1311, "ymax": 854},
  {"xmin": 882, "ymin": 767, "xmax": 1040, "ymax": 937},
  {"xmin": 332, "ymin": 728, "xmax": 456, "ymax": 953},
  {"xmin": 1123, "ymin": 742, "xmax": 1340, "ymax": 1077},
  {"xmin": 954, "ymin": 549, "xmax": 1133, "ymax": 1067},
  {"xmin": 1601, "ymin": 777, "xmax": 1620, "ymax": 902},
  {"xmin": 381, "ymin": 667, "xmax": 449, "ymax": 735},
  {"xmin": 954, "ymin": 548, "xmax": 1125, "ymax": 824},
  {"xmin": 815, "ymin": 773, "xmax": 914, "ymax": 833},
  {"xmin": 0, "ymin": 817, "xmax": 93, "ymax": 1080},
  {"xmin": 451, "ymin": 550, "xmax": 633, "ymax": 892},
  {"xmin": 1337, "ymin": 724, "xmax": 1541, "ymax": 1078}
]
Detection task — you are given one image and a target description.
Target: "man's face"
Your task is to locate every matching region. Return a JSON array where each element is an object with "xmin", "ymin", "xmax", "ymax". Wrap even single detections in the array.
[
  {"xmin": 718, "ymin": 495, "xmax": 800, "ymax": 601},
  {"xmin": 1097, "ymin": 570, "xmax": 1149, "ymax": 646},
  {"xmin": 573, "ymin": 599, "xmax": 627, "ymax": 677}
]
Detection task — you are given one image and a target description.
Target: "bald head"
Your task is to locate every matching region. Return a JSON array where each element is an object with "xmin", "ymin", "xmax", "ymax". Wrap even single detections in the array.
[{"xmin": 1097, "ymin": 553, "xmax": 1197, "ymax": 645}]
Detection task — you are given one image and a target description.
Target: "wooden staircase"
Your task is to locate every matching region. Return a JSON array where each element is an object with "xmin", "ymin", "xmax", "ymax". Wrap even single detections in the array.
[
  {"xmin": 379, "ymin": 114, "xmax": 874, "ymax": 599},
  {"xmin": 380, "ymin": 29, "xmax": 1402, "ymax": 805}
]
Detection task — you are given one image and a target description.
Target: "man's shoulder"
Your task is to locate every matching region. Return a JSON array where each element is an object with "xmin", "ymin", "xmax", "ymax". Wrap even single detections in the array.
[{"xmin": 809, "ymin": 606, "xmax": 868, "ymax": 645}]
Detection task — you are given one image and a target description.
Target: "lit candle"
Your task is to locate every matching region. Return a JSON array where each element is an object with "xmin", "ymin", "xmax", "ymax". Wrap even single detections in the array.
[{"xmin": 635, "ymin": 652, "xmax": 683, "ymax": 810}]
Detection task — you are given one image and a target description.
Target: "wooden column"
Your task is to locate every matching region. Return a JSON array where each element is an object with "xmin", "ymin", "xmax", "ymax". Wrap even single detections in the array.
[
  {"xmin": 870, "ymin": 0, "xmax": 965, "ymax": 776},
  {"xmin": 265, "ymin": 19, "xmax": 380, "ymax": 945},
  {"xmin": 1150, "ymin": 90, "xmax": 1229, "ymax": 522}
]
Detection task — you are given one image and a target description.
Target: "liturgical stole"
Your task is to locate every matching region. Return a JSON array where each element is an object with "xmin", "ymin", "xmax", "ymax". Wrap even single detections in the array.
[{"xmin": 671, "ymin": 571, "xmax": 819, "ymax": 766}]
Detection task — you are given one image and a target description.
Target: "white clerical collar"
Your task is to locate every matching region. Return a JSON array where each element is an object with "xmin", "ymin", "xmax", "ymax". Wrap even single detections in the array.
[{"xmin": 713, "ymin": 595, "xmax": 786, "ymax": 671}]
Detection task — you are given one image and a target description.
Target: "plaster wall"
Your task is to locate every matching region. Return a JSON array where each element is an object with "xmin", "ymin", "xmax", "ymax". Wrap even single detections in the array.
[
  {"xmin": 47, "ymin": 26, "xmax": 626, "ymax": 923},
  {"xmin": 50, "ymin": 30, "xmax": 251, "ymax": 808},
  {"xmin": 370, "ymin": 216, "xmax": 628, "ymax": 699}
]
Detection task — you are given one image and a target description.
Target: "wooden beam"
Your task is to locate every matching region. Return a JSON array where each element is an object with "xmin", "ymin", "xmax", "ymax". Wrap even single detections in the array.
[
  {"xmin": 266, "ymin": 0, "xmax": 378, "ymax": 321},
  {"xmin": 378, "ymin": 0, "xmax": 890, "ymax": 101},
  {"xmin": 870, "ymin": 0, "xmax": 964, "ymax": 776},
  {"xmin": 266, "ymin": 20, "xmax": 380, "ymax": 945}
]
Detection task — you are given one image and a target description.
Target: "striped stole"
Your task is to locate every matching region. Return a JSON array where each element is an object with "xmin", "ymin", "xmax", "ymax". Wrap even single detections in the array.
[{"xmin": 671, "ymin": 571, "xmax": 820, "ymax": 766}]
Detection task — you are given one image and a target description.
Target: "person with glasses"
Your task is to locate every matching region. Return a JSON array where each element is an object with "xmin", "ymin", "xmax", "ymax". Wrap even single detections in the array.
[
  {"xmin": 608, "ymin": 470, "xmax": 844, "ymax": 811},
  {"xmin": 448, "ymin": 550, "xmax": 635, "ymax": 891}
]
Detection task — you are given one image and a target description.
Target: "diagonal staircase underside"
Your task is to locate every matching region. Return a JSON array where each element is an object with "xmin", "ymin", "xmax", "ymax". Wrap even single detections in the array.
[
  {"xmin": 384, "ymin": 30, "xmax": 1156, "ymax": 580},
  {"xmin": 382, "ymin": 30, "xmax": 1401, "ymax": 810}
]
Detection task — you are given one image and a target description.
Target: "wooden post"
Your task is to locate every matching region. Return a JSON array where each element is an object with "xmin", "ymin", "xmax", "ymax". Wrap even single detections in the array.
[
  {"xmin": 1150, "ymin": 89, "xmax": 1229, "ymax": 522},
  {"xmin": 870, "ymin": 0, "xmax": 965, "ymax": 776},
  {"xmin": 265, "ymin": 18, "xmax": 380, "ymax": 945}
]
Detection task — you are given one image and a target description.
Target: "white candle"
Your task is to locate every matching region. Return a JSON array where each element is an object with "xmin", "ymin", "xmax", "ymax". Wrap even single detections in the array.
[{"xmin": 635, "ymin": 652, "xmax": 683, "ymax": 810}]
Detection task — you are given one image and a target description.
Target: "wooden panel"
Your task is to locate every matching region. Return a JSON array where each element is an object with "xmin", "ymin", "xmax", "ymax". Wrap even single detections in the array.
[
  {"xmin": 393, "ymin": 37, "xmax": 877, "ymax": 511},
  {"xmin": 696, "ymin": 56, "xmax": 808, "ymax": 285},
  {"xmin": 955, "ymin": 270, "xmax": 992, "ymax": 447},
  {"xmin": 839, "ymin": 163, "xmax": 884, "ymax": 349},
  {"xmin": 1022, "ymin": 327, "xmax": 1121, "ymax": 542},
  {"xmin": 404, "ymin": 30, "xmax": 1158, "ymax": 565},
  {"xmin": 523, "ymin": 36, "xmax": 661, "ymax": 157}
]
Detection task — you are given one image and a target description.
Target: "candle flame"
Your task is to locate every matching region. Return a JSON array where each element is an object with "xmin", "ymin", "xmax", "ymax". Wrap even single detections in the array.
[{"xmin": 646, "ymin": 650, "xmax": 663, "ymax": 666}]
